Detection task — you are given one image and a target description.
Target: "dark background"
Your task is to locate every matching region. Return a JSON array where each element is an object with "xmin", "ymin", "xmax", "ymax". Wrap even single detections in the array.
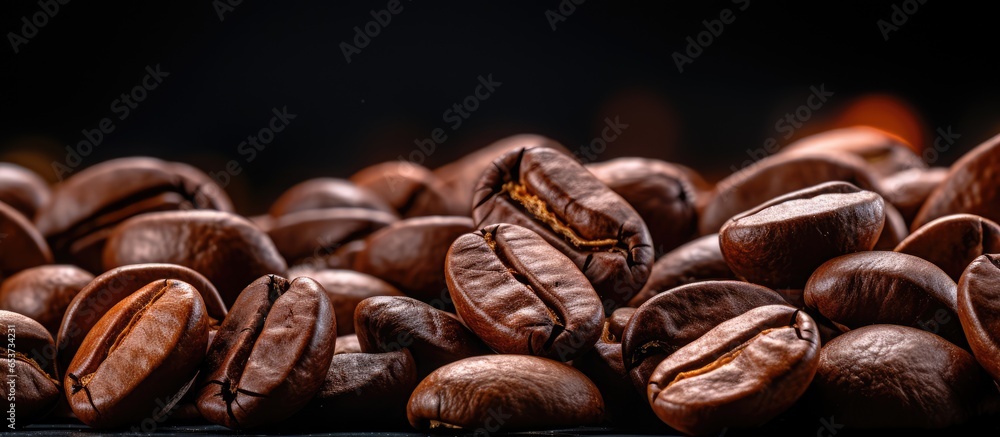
[{"xmin": 2, "ymin": 1, "xmax": 997, "ymax": 215}]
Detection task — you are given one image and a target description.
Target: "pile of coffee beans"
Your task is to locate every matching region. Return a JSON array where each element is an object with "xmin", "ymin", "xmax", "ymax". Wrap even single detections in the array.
[{"xmin": 3, "ymin": 127, "xmax": 1000, "ymax": 435}]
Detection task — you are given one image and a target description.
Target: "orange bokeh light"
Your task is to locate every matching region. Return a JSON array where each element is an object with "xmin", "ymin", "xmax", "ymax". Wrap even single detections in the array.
[{"xmin": 831, "ymin": 94, "xmax": 926, "ymax": 153}]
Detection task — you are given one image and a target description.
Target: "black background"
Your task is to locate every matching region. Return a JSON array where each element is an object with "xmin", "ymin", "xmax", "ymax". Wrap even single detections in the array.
[{"xmin": 2, "ymin": 0, "xmax": 997, "ymax": 215}]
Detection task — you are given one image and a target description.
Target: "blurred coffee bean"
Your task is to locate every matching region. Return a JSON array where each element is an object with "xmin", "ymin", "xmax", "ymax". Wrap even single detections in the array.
[
  {"xmin": 0, "ymin": 265, "xmax": 93, "ymax": 335},
  {"xmin": 607, "ymin": 307, "xmax": 636, "ymax": 342},
  {"xmin": 781, "ymin": 126, "xmax": 925, "ymax": 177},
  {"xmin": 350, "ymin": 161, "xmax": 462, "ymax": 217},
  {"xmin": 873, "ymin": 202, "xmax": 908, "ymax": 250},
  {"xmin": 267, "ymin": 208, "xmax": 396, "ymax": 267},
  {"xmin": 895, "ymin": 214, "xmax": 1000, "ymax": 281},
  {"xmin": 334, "ymin": 334, "xmax": 362, "ymax": 355},
  {"xmin": 268, "ymin": 177, "xmax": 395, "ymax": 217},
  {"xmin": 0, "ymin": 200, "xmax": 52, "ymax": 277},
  {"xmin": 628, "ymin": 234, "xmax": 736, "ymax": 307},
  {"xmin": 879, "ymin": 167, "xmax": 949, "ymax": 224},
  {"xmin": 913, "ymin": 132, "xmax": 1000, "ymax": 230},
  {"xmin": 305, "ymin": 269, "xmax": 405, "ymax": 336},
  {"xmin": 0, "ymin": 310, "xmax": 61, "ymax": 427},
  {"xmin": 0, "ymin": 162, "xmax": 50, "ymax": 219}
]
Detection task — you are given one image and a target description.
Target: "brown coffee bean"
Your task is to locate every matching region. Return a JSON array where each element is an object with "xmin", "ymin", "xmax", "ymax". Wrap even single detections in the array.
[
  {"xmin": 587, "ymin": 157, "xmax": 700, "ymax": 254},
  {"xmin": 895, "ymin": 214, "xmax": 1000, "ymax": 281},
  {"xmin": 720, "ymin": 182, "xmax": 885, "ymax": 291},
  {"xmin": 607, "ymin": 307, "xmax": 636, "ymax": 342},
  {"xmin": 804, "ymin": 251, "xmax": 963, "ymax": 346},
  {"xmin": 268, "ymin": 178, "xmax": 395, "ymax": 217},
  {"xmin": 353, "ymin": 216, "xmax": 474, "ymax": 303},
  {"xmin": 628, "ymin": 234, "xmax": 736, "ymax": 307},
  {"xmin": 36, "ymin": 157, "xmax": 232, "ymax": 273},
  {"xmin": 621, "ymin": 280, "xmax": 788, "ymax": 394},
  {"xmin": 472, "ymin": 147, "xmax": 654, "ymax": 309},
  {"xmin": 266, "ymin": 208, "xmax": 397, "ymax": 267},
  {"xmin": 700, "ymin": 152, "xmax": 882, "ymax": 234},
  {"xmin": 0, "ymin": 265, "xmax": 93, "ymax": 335},
  {"xmin": 957, "ymin": 254, "xmax": 1000, "ymax": 381},
  {"xmin": 446, "ymin": 224, "xmax": 604, "ymax": 361},
  {"xmin": 305, "ymin": 269, "xmax": 405, "ymax": 336},
  {"xmin": 0, "ymin": 162, "xmax": 50, "ymax": 219},
  {"xmin": 197, "ymin": 275, "xmax": 336, "ymax": 429},
  {"xmin": 0, "ymin": 310, "xmax": 61, "ymax": 427},
  {"xmin": 0, "ymin": 200, "xmax": 52, "ymax": 276},
  {"xmin": 648, "ymin": 305, "xmax": 820, "ymax": 435},
  {"xmin": 873, "ymin": 202, "xmax": 908, "ymax": 250},
  {"xmin": 334, "ymin": 334, "xmax": 362, "ymax": 355},
  {"xmin": 56, "ymin": 263, "xmax": 226, "ymax": 377},
  {"xmin": 913, "ymin": 132, "xmax": 1000, "ymax": 230},
  {"xmin": 812, "ymin": 324, "xmax": 989, "ymax": 428},
  {"xmin": 102, "ymin": 210, "xmax": 287, "ymax": 305},
  {"xmin": 350, "ymin": 161, "xmax": 462, "ymax": 217},
  {"xmin": 879, "ymin": 166, "xmax": 949, "ymax": 223},
  {"xmin": 354, "ymin": 296, "xmax": 491, "ymax": 377},
  {"xmin": 407, "ymin": 355, "xmax": 605, "ymax": 431},
  {"xmin": 781, "ymin": 126, "xmax": 925, "ymax": 177},
  {"xmin": 65, "ymin": 280, "xmax": 209, "ymax": 428}
]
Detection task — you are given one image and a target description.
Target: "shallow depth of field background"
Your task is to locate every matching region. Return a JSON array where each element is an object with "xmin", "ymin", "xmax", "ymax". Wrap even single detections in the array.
[{"xmin": 2, "ymin": 1, "xmax": 997, "ymax": 214}]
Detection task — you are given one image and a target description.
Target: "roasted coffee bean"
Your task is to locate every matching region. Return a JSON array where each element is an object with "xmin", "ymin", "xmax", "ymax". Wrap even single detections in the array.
[
  {"xmin": 354, "ymin": 216, "xmax": 474, "ymax": 303},
  {"xmin": 56, "ymin": 263, "xmax": 226, "ymax": 377},
  {"xmin": 607, "ymin": 307, "xmax": 636, "ymax": 342},
  {"xmin": 873, "ymin": 202, "xmax": 908, "ymax": 251},
  {"xmin": 305, "ymin": 269, "xmax": 405, "ymax": 335},
  {"xmin": 647, "ymin": 305, "xmax": 820, "ymax": 435},
  {"xmin": 628, "ymin": 234, "xmax": 736, "ymax": 307},
  {"xmin": 700, "ymin": 152, "xmax": 882, "ymax": 234},
  {"xmin": 0, "ymin": 310, "xmax": 61, "ymax": 427},
  {"xmin": 0, "ymin": 265, "xmax": 93, "ymax": 335},
  {"xmin": 102, "ymin": 210, "xmax": 287, "ymax": 305},
  {"xmin": 957, "ymin": 254, "xmax": 1000, "ymax": 381},
  {"xmin": 913, "ymin": 132, "xmax": 1000, "ymax": 230},
  {"xmin": 354, "ymin": 296, "xmax": 491, "ymax": 377},
  {"xmin": 472, "ymin": 147, "xmax": 654, "ymax": 309},
  {"xmin": 334, "ymin": 334, "xmax": 362, "ymax": 355},
  {"xmin": 64, "ymin": 280, "xmax": 209, "ymax": 428},
  {"xmin": 0, "ymin": 162, "xmax": 50, "ymax": 219},
  {"xmin": 407, "ymin": 355, "xmax": 605, "ymax": 431},
  {"xmin": 895, "ymin": 214, "xmax": 1000, "ymax": 281},
  {"xmin": 621, "ymin": 280, "xmax": 788, "ymax": 394},
  {"xmin": 812, "ymin": 324, "xmax": 989, "ymax": 428},
  {"xmin": 586, "ymin": 157, "xmax": 699, "ymax": 254},
  {"xmin": 197, "ymin": 275, "xmax": 336, "ymax": 429},
  {"xmin": 268, "ymin": 177, "xmax": 395, "ymax": 217},
  {"xmin": 267, "ymin": 208, "xmax": 397, "ymax": 267},
  {"xmin": 0, "ymin": 200, "xmax": 52, "ymax": 276},
  {"xmin": 574, "ymin": 341, "xmax": 663, "ymax": 429},
  {"xmin": 446, "ymin": 224, "xmax": 604, "ymax": 361},
  {"xmin": 293, "ymin": 350, "xmax": 417, "ymax": 429},
  {"xmin": 879, "ymin": 166, "xmax": 949, "ymax": 223},
  {"xmin": 720, "ymin": 182, "xmax": 884, "ymax": 291},
  {"xmin": 804, "ymin": 251, "xmax": 964, "ymax": 346},
  {"xmin": 781, "ymin": 126, "xmax": 925, "ymax": 177},
  {"xmin": 35, "ymin": 157, "xmax": 232, "ymax": 273},
  {"xmin": 350, "ymin": 161, "xmax": 462, "ymax": 217}
]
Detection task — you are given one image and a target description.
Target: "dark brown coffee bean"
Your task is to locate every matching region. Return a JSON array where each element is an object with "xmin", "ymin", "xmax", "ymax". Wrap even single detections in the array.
[
  {"xmin": 648, "ymin": 305, "xmax": 820, "ymax": 435},
  {"xmin": 268, "ymin": 177, "xmax": 395, "ymax": 217},
  {"xmin": 353, "ymin": 216, "xmax": 474, "ymax": 303},
  {"xmin": 0, "ymin": 162, "xmax": 50, "ymax": 219},
  {"xmin": 628, "ymin": 234, "xmax": 736, "ymax": 307},
  {"xmin": 957, "ymin": 254, "xmax": 1000, "ymax": 381},
  {"xmin": 334, "ymin": 334, "xmax": 362, "ymax": 355},
  {"xmin": 65, "ymin": 280, "xmax": 209, "ymax": 428},
  {"xmin": 895, "ymin": 214, "xmax": 1000, "ymax": 281},
  {"xmin": 587, "ymin": 157, "xmax": 699, "ymax": 254},
  {"xmin": 781, "ymin": 126, "xmax": 925, "ymax": 177},
  {"xmin": 0, "ymin": 265, "xmax": 93, "ymax": 335},
  {"xmin": 812, "ymin": 324, "xmax": 989, "ymax": 428},
  {"xmin": 720, "ymin": 182, "xmax": 885, "ymax": 291},
  {"xmin": 197, "ymin": 275, "xmax": 336, "ymax": 429},
  {"xmin": 873, "ymin": 202, "xmax": 908, "ymax": 250},
  {"xmin": 804, "ymin": 251, "xmax": 963, "ymax": 346},
  {"xmin": 103, "ymin": 210, "xmax": 287, "ymax": 305},
  {"xmin": 407, "ymin": 355, "xmax": 605, "ymax": 431},
  {"xmin": 879, "ymin": 166, "xmax": 949, "ymax": 224},
  {"xmin": 446, "ymin": 224, "xmax": 604, "ymax": 361},
  {"xmin": 472, "ymin": 147, "xmax": 654, "ymax": 309},
  {"xmin": 56, "ymin": 263, "xmax": 226, "ymax": 377},
  {"xmin": 36, "ymin": 157, "xmax": 232, "ymax": 273},
  {"xmin": 266, "ymin": 208, "xmax": 397, "ymax": 267},
  {"xmin": 621, "ymin": 280, "xmax": 788, "ymax": 394},
  {"xmin": 913, "ymin": 132, "xmax": 1000, "ymax": 230},
  {"xmin": 293, "ymin": 350, "xmax": 417, "ymax": 429},
  {"xmin": 350, "ymin": 161, "xmax": 462, "ymax": 217},
  {"xmin": 574, "ymin": 341, "xmax": 662, "ymax": 429},
  {"xmin": 305, "ymin": 269, "xmax": 405, "ymax": 336},
  {"xmin": 607, "ymin": 307, "xmax": 636, "ymax": 342},
  {"xmin": 700, "ymin": 152, "xmax": 882, "ymax": 234},
  {"xmin": 0, "ymin": 310, "xmax": 60, "ymax": 427},
  {"xmin": 0, "ymin": 200, "xmax": 52, "ymax": 277},
  {"xmin": 354, "ymin": 296, "xmax": 491, "ymax": 377}
]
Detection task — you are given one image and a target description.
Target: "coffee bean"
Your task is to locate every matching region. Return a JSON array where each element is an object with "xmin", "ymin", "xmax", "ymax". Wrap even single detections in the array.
[
  {"xmin": 873, "ymin": 202, "xmax": 909, "ymax": 250},
  {"xmin": 0, "ymin": 310, "xmax": 61, "ymax": 427},
  {"xmin": 781, "ymin": 126, "xmax": 925, "ymax": 177},
  {"xmin": 607, "ymin": 307, "xmax": 636, "ymax": 342},
  {"xmin": 350, "ymin": 161, "xmax": 462, "ymax": 217},
  {"xmin": 0, "ymin": 265, "xmax": 93, "ymax": 335},
  {"xmin": 628, "ymin": 234, "xmax": 736, "ymax": 307},
  {"xmin": 879, "ymin": 166, "xmax": 949, "ymax": 224},
  {"xmin": 0, "ymin": 162, "xmax": 50, "ymax": 219},
  {"xmin": 913, "ymin": 132, "xmax": 1000, "ymax": 230},
  {"xmin": 268, "ymin": 177, "xmax": 395, "ymax": 217},
  {"xmin": 895, "ymin": 213, "xmax": 1000, "ymax": 281},
  {"xmin": 266, "ymin": 208, "xmax": 397, "ymax": 267},
  {"xmin": 957, "ymin": 254, "xmax": 1000, "ymax": 381},
  {"xmin": 334, "ymin": 334, "xmax": 362, "ymax": 355},
  {"xmin": 0, "ymin": 200, "xmax": 52, "ymax": 276},
  {"xmin": 304, "ymin": 269, "xmax": 405, "ymax": 336}
]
